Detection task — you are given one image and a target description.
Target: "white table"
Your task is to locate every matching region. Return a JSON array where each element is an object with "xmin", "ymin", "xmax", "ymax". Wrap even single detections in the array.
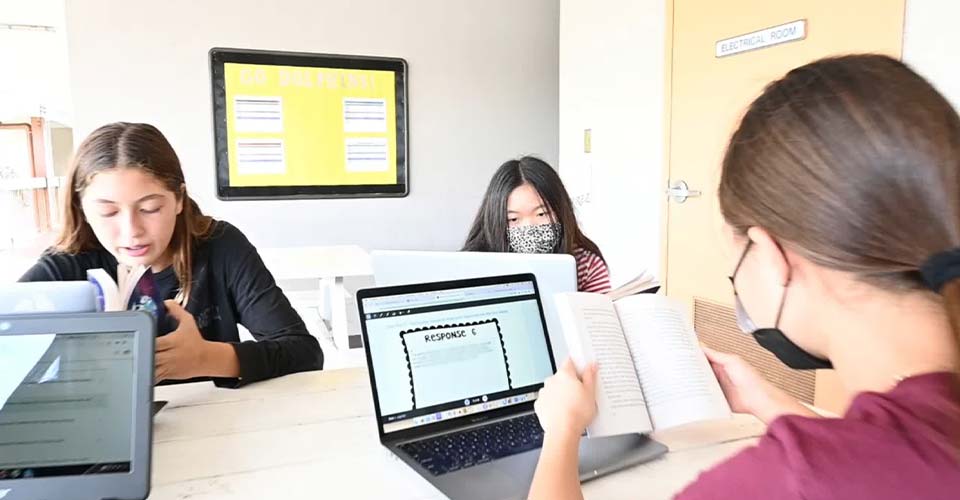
[{"xmin": 151, "ymin": 369, "xmax": 764, "ymax": 500}]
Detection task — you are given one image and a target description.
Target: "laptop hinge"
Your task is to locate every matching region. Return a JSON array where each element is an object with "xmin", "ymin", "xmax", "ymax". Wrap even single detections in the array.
[{"xmin": 393, "ymin": 407, "xmax": 536, "ymax": 445}]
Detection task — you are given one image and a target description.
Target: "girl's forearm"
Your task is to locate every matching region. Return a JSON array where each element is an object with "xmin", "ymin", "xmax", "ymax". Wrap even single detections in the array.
[{"xmin": 528, "ymin": 430, "xmax": 584, "ymax": 500}]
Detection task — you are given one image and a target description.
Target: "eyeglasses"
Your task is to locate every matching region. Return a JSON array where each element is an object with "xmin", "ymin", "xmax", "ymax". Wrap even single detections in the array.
[
  {"xmin": 728, "ymin": 238, "xmax": 788, "ymax": 332},
  {"xmin": 728, "ymin": 239, "xmax": 754, "ymax": 292}
]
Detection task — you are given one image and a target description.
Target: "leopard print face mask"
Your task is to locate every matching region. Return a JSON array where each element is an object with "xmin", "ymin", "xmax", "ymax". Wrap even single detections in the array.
[{"xmin": 507, "ymin": 223, "xmax": 562, "ymax": 254}]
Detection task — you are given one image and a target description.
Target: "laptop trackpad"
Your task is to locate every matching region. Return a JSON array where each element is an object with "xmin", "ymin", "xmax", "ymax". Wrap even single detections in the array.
[
  {"xmin": 488, "ymin": 449, "xmax": 542, "ymax": 499},
  {"xmin": 432, "ymin": 435, "xmax": 665, "ymax": 499},
  {"xmin": 491, "ymin": 433, "xmax": 666, "ymax": 486},
  {"xmin": 437, "ymin": 459, "xmax": 533, "ymax": 500},
  {"xmin": 578, "ymin": 433, "xmax": 667, "ymax": 480}
]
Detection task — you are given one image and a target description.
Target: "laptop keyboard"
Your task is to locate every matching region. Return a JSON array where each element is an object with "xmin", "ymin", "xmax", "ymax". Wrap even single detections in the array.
[{"xmin": 399, "ymin": 413, "xmax": 545, "ymax": 476}]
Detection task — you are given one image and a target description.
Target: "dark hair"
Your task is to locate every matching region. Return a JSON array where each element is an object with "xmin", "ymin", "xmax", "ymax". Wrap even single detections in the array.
[
  {"xmin": 463, "ymin": 156, "xmax": 604, "ymax": 259},
  {"xmin": 719, "ymin": 54, "xmax": 960, "ymax": 364},
  {"xmin": 56, "ymin": 122, "xmax": 214, "ymax": 303}
]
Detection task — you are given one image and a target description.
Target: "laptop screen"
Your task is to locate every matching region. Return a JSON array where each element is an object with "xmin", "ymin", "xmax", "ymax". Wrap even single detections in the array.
[
  {"xmin": 0, "ymin": 331, "xmax": 136, "ymax": 479},
  {"xmin": 361, "ymin": 277, "xmax": 555, "ymax": 434}
]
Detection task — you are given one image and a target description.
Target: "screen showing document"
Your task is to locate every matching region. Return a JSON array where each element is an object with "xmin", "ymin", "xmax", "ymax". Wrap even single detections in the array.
[
  {"xmin": 362, "ymin": 280, "xmax": 554, "ymax": 434},
  {"xmin": 0, "ymin": 331, "xmax": 136, "ymax": 479}
]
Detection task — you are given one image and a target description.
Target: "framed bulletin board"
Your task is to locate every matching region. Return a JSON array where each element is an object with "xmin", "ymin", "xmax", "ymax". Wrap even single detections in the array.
[{"xmin": 210, "ymin": 47, "xmax": 409, "ymax": 199}]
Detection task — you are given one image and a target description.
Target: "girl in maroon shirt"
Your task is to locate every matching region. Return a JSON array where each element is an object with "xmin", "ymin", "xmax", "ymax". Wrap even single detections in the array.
[{"xmin": 529, "ymin": 54, "xmax": 960, "ymax": 500}]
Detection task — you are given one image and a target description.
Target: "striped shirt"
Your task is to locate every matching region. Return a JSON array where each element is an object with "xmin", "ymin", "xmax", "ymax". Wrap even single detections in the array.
[{"xmin": 574, "ymin": 248, "xmax": 611, "ymax": 293}]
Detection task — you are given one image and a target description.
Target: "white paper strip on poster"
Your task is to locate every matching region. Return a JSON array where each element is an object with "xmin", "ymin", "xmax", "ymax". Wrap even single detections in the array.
[{"xmin": 716, "ymin": 20, "xmax": 807, "ymax": 58}]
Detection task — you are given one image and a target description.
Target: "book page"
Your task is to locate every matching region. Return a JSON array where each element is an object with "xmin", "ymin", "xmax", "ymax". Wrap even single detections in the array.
[
  {"xmin": 555, "ymin": 292, "xmax": 652, "ymax": 437},
  {"xmin": 119, "ymin": 264, "xmax": 149, "ymax": 308},
  {"xmin": 116, "ymin": 263, "xmax": 134, "ymax": 298},
  {"xmin": 606, "ymin": 270, "xmax": 660, "ymax": 301},
  {"xmin": 614, "ymin": 295, "xmax": 731, "ymax": 430},
  {"xmin": 87, "ymin": 268, "xmax": 120, "ymax": 311}
]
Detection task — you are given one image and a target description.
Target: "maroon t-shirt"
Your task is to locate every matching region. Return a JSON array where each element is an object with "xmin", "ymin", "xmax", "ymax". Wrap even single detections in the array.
[{"xmin": 677, "ymin": 372, "xmax": 960, "ymax": 500}]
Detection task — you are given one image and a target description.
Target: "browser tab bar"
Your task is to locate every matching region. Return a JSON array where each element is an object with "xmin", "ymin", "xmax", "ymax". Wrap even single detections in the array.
[{"xmin": 363, "ymin": 281, "xmax": 535, "ymax": 313}]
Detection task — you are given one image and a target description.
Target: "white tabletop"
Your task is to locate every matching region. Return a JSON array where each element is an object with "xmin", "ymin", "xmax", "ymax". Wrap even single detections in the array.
[{"xmin": 151, "ymin": 369, "xmax": 764, "ymax": 500}]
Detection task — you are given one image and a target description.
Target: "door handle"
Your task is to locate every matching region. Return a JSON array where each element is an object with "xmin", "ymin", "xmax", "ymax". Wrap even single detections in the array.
[{"xmin": 665, "ymin": 180, "xmax": 702, "ymax": 204}]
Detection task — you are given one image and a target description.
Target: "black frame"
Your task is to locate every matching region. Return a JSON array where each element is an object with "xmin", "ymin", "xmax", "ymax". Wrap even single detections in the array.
[
  {"xmin": 209, "ymin": 47, "xmax": 409, "ymax": 200},
  {"xmin": 356, "ymin": 274, "xmax": 557, "ymax": 444},
  {"xmin": 0, "ymin": 311, "xmax": 154, "ymax": 500},
  {"xmin": 399, "ymin": 319, "xmax": 512, "ymax": 409}
]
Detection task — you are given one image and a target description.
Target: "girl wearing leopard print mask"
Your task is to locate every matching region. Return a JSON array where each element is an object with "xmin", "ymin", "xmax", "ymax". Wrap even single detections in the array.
[{"xmin": 463, "ymin": 156, "xmax": 611, "ymax": 293}]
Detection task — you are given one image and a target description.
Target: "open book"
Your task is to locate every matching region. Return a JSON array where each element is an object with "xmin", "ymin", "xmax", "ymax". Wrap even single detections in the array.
[
  {"xmin": 555, "ymin": 292, "xmax": 730, "ymax": 438},
  {"xmin": 87, "ymin": 264, "xmax": 166, "ymax": 322},
  {"xmin": 605, "ymin": 270, "xmax": 660, "ymax": 301}
]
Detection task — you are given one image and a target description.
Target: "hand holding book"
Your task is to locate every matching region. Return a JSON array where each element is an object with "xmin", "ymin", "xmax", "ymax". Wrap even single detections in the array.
[
  {"xmin": 703, "ymin": 346, "xmax": 818, "ymax": 423},
  {"xmin": 533, "ymin": 359, "xmax": 599, "ymax": 437},
  {"xmin": 554, "ymin": 293, "xmax": 731, "ymax": 437}
]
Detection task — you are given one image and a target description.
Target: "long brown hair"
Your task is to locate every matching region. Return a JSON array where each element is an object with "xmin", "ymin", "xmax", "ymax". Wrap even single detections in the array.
[
  {"xmin": 463, "ymin": 156, "xmax": 604, "ymax": 259},
  {"xmin": 56, "ymin": 122, "xmax": 214, "ymax": 303},
  {"xmin": 719, "ymin": 54, "xmax": 960, "ymax": 366}
]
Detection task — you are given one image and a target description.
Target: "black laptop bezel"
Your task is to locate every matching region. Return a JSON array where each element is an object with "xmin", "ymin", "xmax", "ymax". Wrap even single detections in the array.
[{"xmin": 357, "ymin": 273, "xmax": 557, "ymax": 444}]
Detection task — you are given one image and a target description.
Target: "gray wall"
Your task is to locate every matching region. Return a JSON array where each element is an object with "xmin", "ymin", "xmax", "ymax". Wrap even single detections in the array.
[{"xmin": 65, "ymin": 0, "xmax": 560, "ymax": 251}]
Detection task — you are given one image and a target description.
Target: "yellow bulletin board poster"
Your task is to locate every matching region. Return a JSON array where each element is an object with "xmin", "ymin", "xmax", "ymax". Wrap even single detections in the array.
[{"xmin": 210, "ymin": 48, "xmax": 408, "ymax": 199}]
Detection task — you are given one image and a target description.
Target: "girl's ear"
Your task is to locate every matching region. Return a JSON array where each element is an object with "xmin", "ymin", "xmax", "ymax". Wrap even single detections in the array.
[
  {"xmin": 746, "ymin": 226, "xmax": 791, "ymax": 286},
  {"xmin": 175, "ymin": 183, "xmax": 185, "ymax": 215}
]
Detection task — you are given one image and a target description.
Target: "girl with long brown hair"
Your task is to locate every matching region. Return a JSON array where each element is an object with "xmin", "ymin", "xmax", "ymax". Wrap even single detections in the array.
[
  {"xmin": 529, "ymin": 55, "xmax": 960, "ymax": 499},
  {"xmin": 21, "ymin": 122, "xmax": 323, "ymax": 386}
]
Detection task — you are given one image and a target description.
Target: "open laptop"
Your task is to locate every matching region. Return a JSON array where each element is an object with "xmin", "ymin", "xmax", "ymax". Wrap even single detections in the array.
[
  {"xmin": 357, "ymin": 274, "xmax": 666, "ymax": 500},
  {"xmin": 371, "ymin": 250, "xmax": 577, "ymax": 361},
  {"xmin": 0, "ymin": 311, "xmax": 155, "ymax": 500}
]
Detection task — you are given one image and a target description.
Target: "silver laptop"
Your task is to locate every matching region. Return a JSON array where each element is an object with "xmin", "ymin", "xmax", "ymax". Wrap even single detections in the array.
[
  {"xmin": 0, "ymin": 282, "xmax": 98, "ymax": 315},
  {"xmin": 371, "ymin": 250, "xmax": 577, "ymax": 361},
  {"xmin": 357, "ymin": 274, "xmax": 666, "ymax": 500},
  {"xmin": 0, "ymin": 311, "xmax": 155, "ymax": 500}
]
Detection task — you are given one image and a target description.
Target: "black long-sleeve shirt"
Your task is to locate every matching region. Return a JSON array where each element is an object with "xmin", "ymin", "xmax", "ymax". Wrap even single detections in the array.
[{"xmin": 19, "ymin": 220, "xmax": 324, "ymax": 387}]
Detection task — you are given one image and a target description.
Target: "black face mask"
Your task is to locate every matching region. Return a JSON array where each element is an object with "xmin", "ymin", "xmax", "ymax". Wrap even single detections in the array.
[{"xmin": 730, "ymin": 241, "xmax": 833, "ymax": 370}]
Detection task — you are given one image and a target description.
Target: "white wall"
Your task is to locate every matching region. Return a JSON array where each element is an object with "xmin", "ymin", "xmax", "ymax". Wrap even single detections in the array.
[
  {"xmin": 0, "ymin": 0, "xmax": 72, "ymax": 124},
  {"xmin": 558, "ymin": 0, "xmax": 666, "ymax": 286},
  {"xmin": 903, "ymin": 0, "xmax": 960, "ymax": 111},
  {"xmin": 64, "ymin": 0, "xmax": 559, "ymax": 251}
]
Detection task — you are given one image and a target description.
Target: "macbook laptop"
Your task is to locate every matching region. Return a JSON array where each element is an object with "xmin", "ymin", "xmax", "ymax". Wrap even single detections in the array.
[
  {"xmin": 357, "ymin": 274, "xmax": 666, "ymax": 500},
  {"xmin": 0, "ymin": 311, "xmax": 155, "ymax": 500}
]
